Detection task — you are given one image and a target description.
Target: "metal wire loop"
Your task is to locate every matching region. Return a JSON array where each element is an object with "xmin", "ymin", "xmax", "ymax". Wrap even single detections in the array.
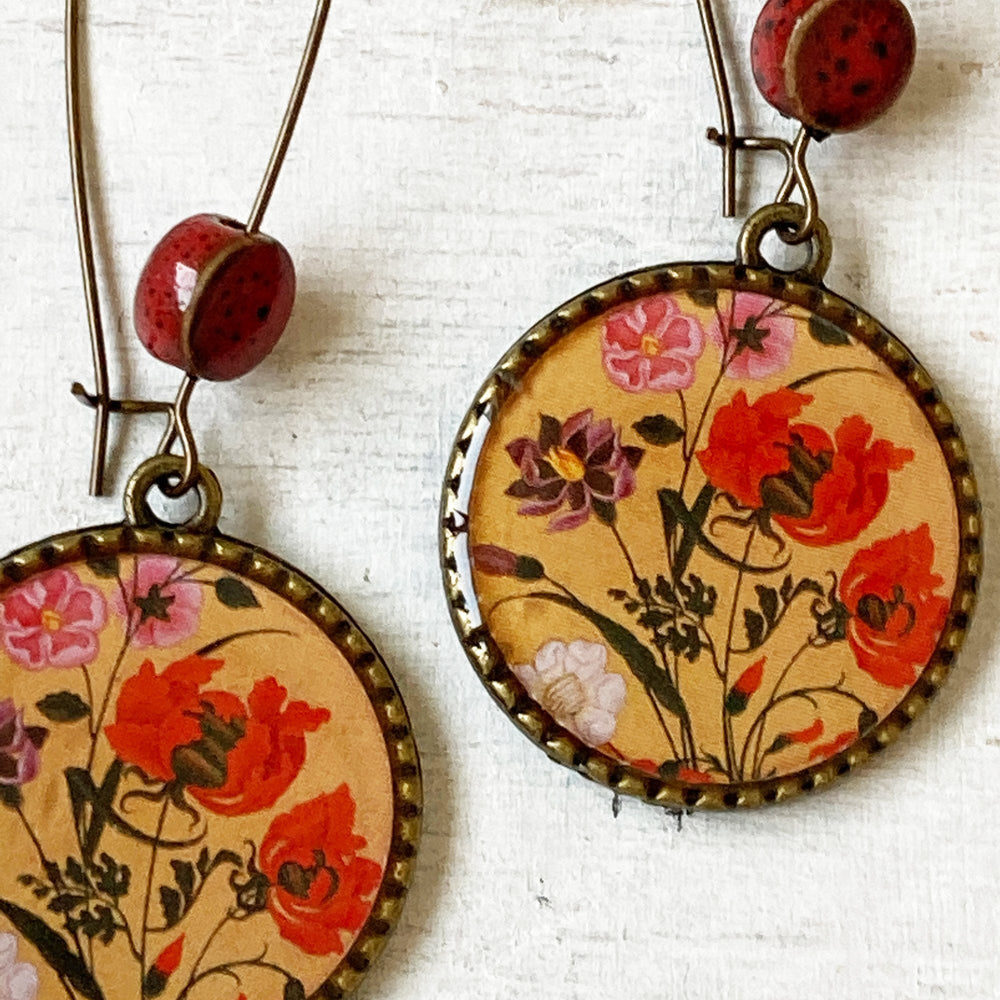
[
  {"xmin": 737, "ymin": 203, "xmax": 832, "ymax": 284},
  {"xmin": 124, "ymin": 455, "xmax": 223, "ymax": 534}
]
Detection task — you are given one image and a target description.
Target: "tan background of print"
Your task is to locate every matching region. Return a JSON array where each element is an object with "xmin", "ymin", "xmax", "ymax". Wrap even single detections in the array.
[
  {"xmin": 468, "ymin": 290, "xmax": 961, "ymax": 779},
  {"xmin": 0, "ymin": 559, "xmax": 394, "ymax": 999}
]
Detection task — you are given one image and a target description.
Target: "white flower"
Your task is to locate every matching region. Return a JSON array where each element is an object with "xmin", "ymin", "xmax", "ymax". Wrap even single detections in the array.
[
  {"xmin": 0, "ymin": 934, "xmax": 38, "ymax": 1000},
  {"xmin": 512, "ymin": 639, "xmax": 626, "ymax": 748}
]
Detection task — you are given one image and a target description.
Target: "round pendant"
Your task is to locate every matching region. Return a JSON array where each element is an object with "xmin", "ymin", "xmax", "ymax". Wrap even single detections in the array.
[
  {"xmin": 0, "ymin": 462, "xmax": 420, "ymax": 999},
  {"xmin": 442, "ymin": 247, "xmax": 979, "ymax": 809}
]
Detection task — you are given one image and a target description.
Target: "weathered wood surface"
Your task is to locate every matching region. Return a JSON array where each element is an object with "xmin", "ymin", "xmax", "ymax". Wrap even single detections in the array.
[{"xmin": 0, "ymin": 1, "xmax": 998, "ymax": 997}]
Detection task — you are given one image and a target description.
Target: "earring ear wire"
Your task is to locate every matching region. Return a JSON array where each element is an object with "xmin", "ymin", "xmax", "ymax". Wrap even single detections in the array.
[
  {"xmin": 696, "ymin": 0, "xmax": 820, "ymax": 245},
  {"xmin": 67, "ymin": 0, "xmax": 332, "ymax": 497}
]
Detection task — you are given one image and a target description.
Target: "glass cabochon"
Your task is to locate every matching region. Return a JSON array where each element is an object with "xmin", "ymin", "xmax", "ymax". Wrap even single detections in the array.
[{"xmin": 442, "ymin": 264, "xmax": 979, "ymax": 809}]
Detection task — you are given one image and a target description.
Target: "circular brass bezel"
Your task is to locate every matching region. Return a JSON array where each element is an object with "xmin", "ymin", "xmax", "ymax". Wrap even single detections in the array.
[
  {"xmin": 440, "ymin": 261, "xmax": 981, "ymax": 810},
  {"xmin": 0, "ymin": 521, "xmax": 422, "ymax": 997}
]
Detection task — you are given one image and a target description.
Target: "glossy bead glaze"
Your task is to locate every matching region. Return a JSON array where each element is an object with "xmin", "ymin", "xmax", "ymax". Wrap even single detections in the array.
[
  {"xmin": 751, "ymin": 0, "xmax": 916, "ymax": 133},
  {"xmin": 134, "ymin": 214, "xmax": 296, "ymax": 381}
]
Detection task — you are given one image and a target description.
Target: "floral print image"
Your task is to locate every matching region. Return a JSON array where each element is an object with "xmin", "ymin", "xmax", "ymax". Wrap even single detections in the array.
[
  {"xmin": 466, "ymin": 285, "xmax": 962, "ymax": 789},
  {"xmin": 0, "ymin": 553, "xmax": 396, "ymax": 999}
]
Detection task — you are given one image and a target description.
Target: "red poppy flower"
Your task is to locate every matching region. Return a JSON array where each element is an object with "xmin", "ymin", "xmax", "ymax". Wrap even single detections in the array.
[
  {"xmin": 260, "ymin": 785, "xmax": 383, "ymax": 956},
  {"xmin": 697, "ymin": 388, "xmax": 811, "ymax": 508},
  {"xmin": 840, "ymin": 524, "xmax": 950, "ymax": 688},
  {"xmin": 773, "ymin": 415, "xmax": 913, "ymax": 546},
  {"xmin": 104, "ymin": 655, "xmax": 330, "ymax": 815},
  {"xmin": 808, "ymin": 730, "xmax": 856, "ymax": 762},
  {"xmin": 697, "ymin": 390, "xmax": 912, "ymax": 546}
]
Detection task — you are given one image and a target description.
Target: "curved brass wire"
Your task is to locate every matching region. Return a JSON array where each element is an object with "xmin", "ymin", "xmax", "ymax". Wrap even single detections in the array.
[
  {"xmin": 696, "ymin": 0, "xmax": 821, "ymax": 245},
  {"xmin": 67, "ymin": 0, "xmax": 332, "ymax": 497}
]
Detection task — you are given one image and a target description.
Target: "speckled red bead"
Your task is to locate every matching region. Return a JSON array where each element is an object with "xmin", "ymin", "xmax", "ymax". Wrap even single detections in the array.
[
  {"xmin": 751, "ymin": 0, "xmax": 916, "ymax": 133},
  {"xmin": 134, "ymin": 214, "xmax": 296, "ymax": 382}
]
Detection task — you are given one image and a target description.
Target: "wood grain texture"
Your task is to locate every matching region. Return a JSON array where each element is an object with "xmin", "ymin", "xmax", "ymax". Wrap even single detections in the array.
[{"xmin": 0, "ymin": 1, "xmax": 997, "ymax": 997}]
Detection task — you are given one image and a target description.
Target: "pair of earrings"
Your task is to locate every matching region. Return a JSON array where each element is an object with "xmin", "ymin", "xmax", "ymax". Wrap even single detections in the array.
[{"xmin": 0, "ymin": 1, "xmax": 981, "ymax": 999}]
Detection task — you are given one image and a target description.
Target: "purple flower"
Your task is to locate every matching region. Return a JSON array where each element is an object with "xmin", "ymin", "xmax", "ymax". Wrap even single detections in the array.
[
  {"xmin": 0, "ymin": 700, "xmax": 46, "ymax": 788},
  {"xmin": 505, "ymin": 410, "xmax": 643, "ymax": 532}
]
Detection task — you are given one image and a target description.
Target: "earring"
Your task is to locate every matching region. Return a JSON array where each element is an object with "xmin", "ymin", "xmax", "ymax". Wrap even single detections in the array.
[
  {"xmin": 0, "ymin": 3, "xmax": 419, "ymax": 998},
  {"xmin": 441, "ymin": 0, "xmax": 980, "ymax": 810}
]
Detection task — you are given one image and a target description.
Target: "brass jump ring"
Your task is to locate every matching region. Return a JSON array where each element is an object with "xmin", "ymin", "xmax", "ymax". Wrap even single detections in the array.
[
  {"xmin": 737, "ymin": 203, "xmax": 832, "ymax": 284},
  {"xmin": 124, "ymin": 455, "xmax": 223, "ymax": 533}
]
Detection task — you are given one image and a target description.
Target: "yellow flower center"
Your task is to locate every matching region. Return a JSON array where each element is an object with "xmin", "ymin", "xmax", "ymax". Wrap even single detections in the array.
[
  {"xmin": 541, "ymin": 672, "xmax": 587, "ymax": 720},
  {"xmin": 41, "ymin": 609, "xmax": 63, "ymax": 632},
  {"xmin": 640, "ymin": 333, "xmax": 661, "ymax": 357},
  {"xmin": 547, "ymin": 446, "xmax": 586, "ymax": 482}
]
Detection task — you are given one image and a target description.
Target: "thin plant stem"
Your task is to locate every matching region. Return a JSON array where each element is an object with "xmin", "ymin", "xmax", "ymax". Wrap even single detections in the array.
[
  {"xmin": 721, "ymin": 527, "xmax": 756, "ymax": 779},
  {"xmin": 738, "ymin": 638, "xmax": 812, "ymax": 780},
  {"xmin": 139, "ymin": 798, "xmax": 171, "ymax": 983},
  {"xmin": 79, "ymin": 665, "xmax": 95, "ymax": 737}
]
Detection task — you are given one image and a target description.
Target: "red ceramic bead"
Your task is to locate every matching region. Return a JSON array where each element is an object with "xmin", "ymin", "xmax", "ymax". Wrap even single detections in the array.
[
  {"xmin": 751, "ymin": 0, "xmax": 916, "ymax": 133},
  {"xmin": 134, "ymin": 214, "xmax": 296, "ymax": 382}
]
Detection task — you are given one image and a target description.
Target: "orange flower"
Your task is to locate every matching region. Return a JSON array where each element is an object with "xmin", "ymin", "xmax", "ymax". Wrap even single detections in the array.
[
  {"xmin": 260, "ymin": 785, "xmax": 383, "ymax": 956},
  {"xmin": 698, "ymin": 391, "xmax": 912, "ymax": 547},
  {"xmin": 677, "ymin": 767, "xmax": 715, "ymax": 784},
  {"xmin": 840, "ymin": 524, "xmax": 950, "ymax": 688},
  {"xmin": 105, "ymin": 656, "xmax": 330, "ymax": 815},
  {"xmin": 787, "ymin": 719, "xmax": 824, "ymax": 745},
  {"xmin": 774, "ymin": 415, "xmax": 913, "ymax": 546},
  {"xmin": 697, "ymin": 388, "xmax": 811, "ymax": 508},
  {"xmin": 809, "ymin": 730, "xmax": 856, "ymax": 762},
  {"xmin": 726, "ymin": 656, "xmax": 766, "ymax": 715},
  {"xmin": 143, "ymin": 934, "xmax": 184, "ymax": 997}
]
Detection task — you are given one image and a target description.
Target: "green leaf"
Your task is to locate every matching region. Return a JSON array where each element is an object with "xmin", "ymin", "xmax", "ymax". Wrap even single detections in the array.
[
  {"xmin": 95, "ymin": 855, "xmax": 130, "ymax": 900},
  {"xmin": 755, "ymin": 586, "xmax": 779, "ymax": 627},
  {"xmin": 0, "ymin": 898, "xmax": 105, "ymax": 1000},
  {"xmin": 591, "ymin": 499, "xmax": 617, "ymax": 525},
  {"xmin": 47, "ymin": 893, "xmax": 88, "ymax": 914},
  {"xmin": 215, "ymin": 577, "xmax": 260, "ymax": 610},
  {"xmin": 284, "ymin": 979, "xmax": 307, "ymax": 1000},
  {"xmin": 525, "ymin": 592, "xmax": 688, "ymax": 721},
  {"xmin": 686, "ymin": 288, "xmax": 719, "ymax": 308},
  {"xmin": 86, "ymin": 556, "xmax": 120, "ymax": 579},
  {"xmin": 514, "ymin": 556, "xmax": 544, "ymax": 580},
  {"xmin": 632, "ymin": 414, "xmax": 685, "ymax": 447},
  {"xmin": 858, "ymin": 707, "xmax": 879, "ymax": 734},
  {"xmin": 743, "ymin": 609, "xmax": 765, "ymax": 650},
  {"xmin": 660, "ymin": 487, "xmax": 783, "ymax": 577},
  {"xmin": 0, "ymin": 785, "xmax": 22, "ymax": 809},
  {"xmin": 64, "ymin": 859, "xmax": 88, "ymax": 888},
  {"xmin": 538, "ymin": 414, "xmax": 562, "ymax": 452},
  {"xmin": 36, "ymin": 692, "xmax": 90, "ymax": 724},
  {"xmin": 159, "ymin": 886, "xmax": 182, "ymax": 929},
  {"xmin": 170, "ymin": 860, "xmax": 196, "ymax": 907},
  {"xmin": 808, "ymin": 313, "xmax": 851, "ymax": 346}
]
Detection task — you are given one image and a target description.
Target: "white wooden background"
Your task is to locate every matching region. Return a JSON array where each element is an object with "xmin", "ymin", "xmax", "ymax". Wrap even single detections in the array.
[{"xmin": 1, "ymin": 1, "xmax": 998, "ymax": 997}]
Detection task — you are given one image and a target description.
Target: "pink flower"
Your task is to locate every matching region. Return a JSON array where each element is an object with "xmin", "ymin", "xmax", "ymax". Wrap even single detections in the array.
[
  {"xmin": 506, "ymin": 410, "xmax": 643, "ymax": 532},
  {"xmin": 0, "ymin": 700, "xmax": 47, "ymax": 787},
  {"xmin": 112, "ymin": 556, "xmax": 203, "ymax": 648},
  {"xmin": 0, "ymin": 569, "xmax": 107, "ymax": 670},
  {"xmin": 709, "ymin": 292, "xmax": 795, "ymax": 380},
  {"xmin": 602, "ymin": 294, "xmax": 706, "ymax": 392}
]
